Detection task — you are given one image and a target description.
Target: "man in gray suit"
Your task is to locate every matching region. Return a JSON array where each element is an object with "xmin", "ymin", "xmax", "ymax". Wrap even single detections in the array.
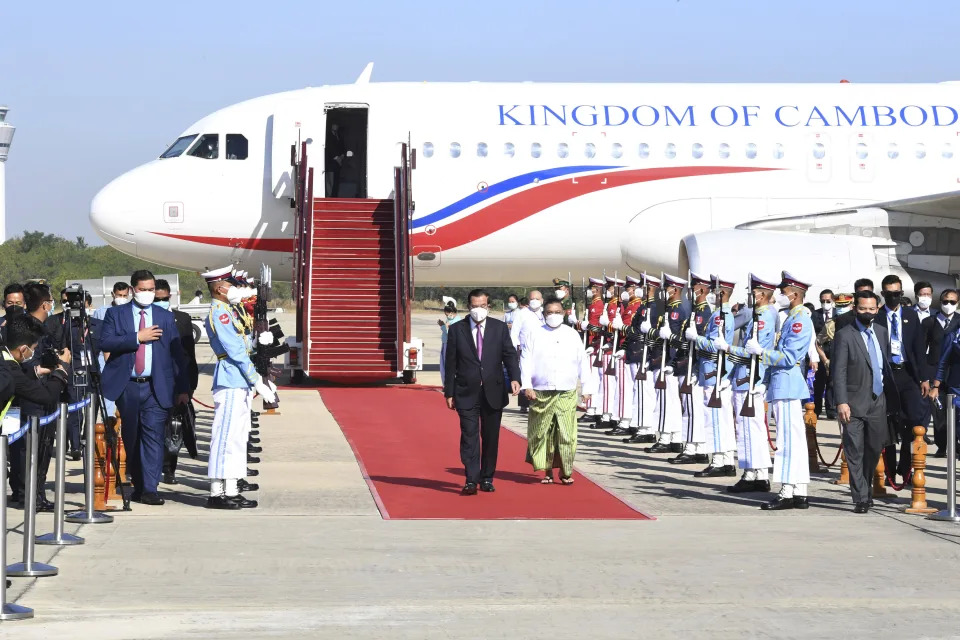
[{"xmin": 833, "ymin": 291, "xmax": 892, "ymax": 514}]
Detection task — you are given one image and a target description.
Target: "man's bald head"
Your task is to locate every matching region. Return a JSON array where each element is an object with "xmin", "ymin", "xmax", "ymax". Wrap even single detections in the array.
[{"xmin": 528, "ymin": 290, "xmax": 543, "ymax": 302}]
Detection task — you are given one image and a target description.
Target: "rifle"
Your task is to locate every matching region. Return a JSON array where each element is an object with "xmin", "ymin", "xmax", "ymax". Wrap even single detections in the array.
[
  {"xmin": 635, "ymin": 274, "xmax": 650, "ymax": 381},
  {"xmin": 707, "ymin": 276, "xmax": 726, "ymax": 409},
  {"xmin": 739, "ymin": 291, "xmax": 760, "ymax": 417},
  {"xmin": 252, "ymin": 265, "xmax": 289, "ymax": 411},
  {"xmin": 654, "ymin": 273, "xmax": 669, "ymax": 390},
  {"xmin": 581, "ymin": 275, "xmax": 588, "ymax": 348},
  {"xmin": 679, "ymin": 270, "xmax": 695, "ymax": 394},
  {"xmin": 605, "ymin": 270, "xmax": 620, "ymax": 375},
  {"xmin": 593, "ymin": 269, "xmax": 607, "ymax": 368}
]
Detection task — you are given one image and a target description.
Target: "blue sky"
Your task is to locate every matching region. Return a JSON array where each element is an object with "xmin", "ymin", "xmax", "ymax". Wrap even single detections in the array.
[{"xmin": 2, "ymin": 0, "xmax": 957, "ymax": 242}]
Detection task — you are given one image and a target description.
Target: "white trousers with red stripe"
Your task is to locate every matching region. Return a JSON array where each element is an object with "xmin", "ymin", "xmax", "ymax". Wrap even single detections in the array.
[
  {"xmin": 624, "ymin": 362, "xmax": 656, "ymax": 431},
  {"xmin": 681, "ymin": 376, "xmax": 706, "ymax": 449},
  {"xmin": 598, "ymin": 352, "xmax": 620, "ymax": 420},
  {"xmin": 654, "ymin": 370, "xmax": 682, "ymax": 443},
  {"xmin": 703, "ymin": 385, "xmax": 735, "ymax": 462}
]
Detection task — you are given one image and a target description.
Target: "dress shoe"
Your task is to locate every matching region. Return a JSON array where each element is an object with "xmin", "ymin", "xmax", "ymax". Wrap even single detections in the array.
[
  {"xmin": 248, "ymin": 437, "xmax": 261, "ymax": 444},
  {"xmin": 237, "ymin": 479, "xmax": 259, "ymax": 492},
  {"xmin": 8, "ymin": 493, "xmax": 24, "ymax": 508},
  {"xmin": 129, "ymin": 491, "xmax": 142, "ymax": 502},
  {"xmin": 162, "ymin": 472, "xmax": 178, "ymax": 485},
  {"xmin": 695, "ymin": 465, "xmax": 737, "ymax": 478},
  {"xmin": 247, "ymin": 468, "xmax": 259, "ymax": 477},
  {"xmin": 668, "ymin": 452, "xmax": 700, "ymax": 465},
  {"xmin": 854, "ymin": 502, "xmax": 869, "ymax": 514},
  {"xmin": 205, "ymin": 496, "xmax": 241, "ymax": 510},
  {"xmin": 761, "ymin": 497, "xmax": 795, "ymax": 511},
  {"xmin": 247, "ymin": 455, "xmax": 261, "ymax": 464},
  {"xmin": 644, "ymin": 442, "xmax": 672, "ymax": 454},
  {"xmin": 578, "ymin": 414, "xmax": 596, "ymax": 424},
  {"xmin": 461, "ymin": 483, "xmax": 478, "ymax": 495},
  {"xmin": 669, "ymin": 442, "xmax": 684, "ymax": 453},
  {"xmin": 251, "ymin": 411, "xmax": 261, "ymax": 417},
  {"xmin": 793, "ymin": 496, "xmax": 809, "ymax": 509},
  {"xmin": 868, "ymin": 498, "xmax": 875, "ymax": 507},
  {"xmin": 605, "ymin": 426, "xmax": 633, "ymax": 436},
  {"xmin": 933, "ymin": 449, "xmax": 947, "ymax": 458},
  {"xmin": 625, "ymin": 433, "xmax": 656, "ymax": 444},
  {"xmin": 36, "ymin": 497, "xmax": 54, "ymax": 513},
  {"xmin": 247, "ymin": 444, "xmax": 263, "ymax": 454},
  {"xmin": 139, "ymin": 493, "xmax": 165, "ymax": 506},
  {"xmin": 755, "ymin": 479, "xmax": 771, "ymax": 492},
  {"xmin": 68, "ymin": 451, "xmax": 82, "ymax": 462},
  {"xmin": 480, "ymin": 481, "xmax": 495, "ymax": 493},
  {"xmin": 228, "ymin": 494, "xmax": 258, "ymax": 509},
  {"xmin": 728, "ymin": 478, "xmax": 761, "ymax": 493}
]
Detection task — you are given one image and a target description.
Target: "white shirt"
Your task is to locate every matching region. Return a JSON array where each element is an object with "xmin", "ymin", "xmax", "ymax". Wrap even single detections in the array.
[
  {"xmin": 520, "ymin": 324, "xmax": 593, "ymax": 393},
  {"xmin": 917, "ymin": 306, "xmax": 931, "ymax": 322},
  {"xmin": 938, "ymin": 312, "xmax": 955, "ymax": 329},
  {"xmin": 510, "ymin": 306, "xmax": 544, "ymax": 350}
]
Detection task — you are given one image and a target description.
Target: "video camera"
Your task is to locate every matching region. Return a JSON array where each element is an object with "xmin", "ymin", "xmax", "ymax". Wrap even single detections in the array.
[{"xmin": 63, "ymin": 283, "xmax": 86, "ymax": 316}]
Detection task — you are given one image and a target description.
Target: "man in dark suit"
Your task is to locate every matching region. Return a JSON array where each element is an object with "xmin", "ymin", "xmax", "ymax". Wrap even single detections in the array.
[
  {"xmin": 833, "ymin": 291, "xmax": 893, "ymax": 513},
  {"xmin": 812, "ymin": 289, "xmax": 836, "ymax": 419},
  {"xmin": 922, "ymin": 288, "xmax": 960, "ymax": 456},
  {"xmin": 444, "ymin": 288, "xmax": 521, "ymax": 494},
  {"xmin": 835, "ymin": 278, "xmax": 875, "ymax": 332},
  {"xmin": 154, "ymin": 280, "xmax": 199, "ymax": 484},
  {"xmin": 100, "ymin": 270, "xmax": 189, "ymax": 505},
  {"xmin": 873, "ymin": 274, "xmax": 927, "ymax": 481}
]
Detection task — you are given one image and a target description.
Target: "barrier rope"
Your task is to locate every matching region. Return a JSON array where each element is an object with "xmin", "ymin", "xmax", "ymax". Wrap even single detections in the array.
[
  {"xmin": 7, "ymin": 396, "xmax": 93, "ymax": 444},
  {"xmin": 765, "ymin": 409, "xmax": 778, "ymax": 452},
  {"xmin": 813, "ymin": 424, "xmax": 844, "ymax": 468},
  {"xmin": 192, "ymin": 398, "xmax": 215, "ymax": 410}
]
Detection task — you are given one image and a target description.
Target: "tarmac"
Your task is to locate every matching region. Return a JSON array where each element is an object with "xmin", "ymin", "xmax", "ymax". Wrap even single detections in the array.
[{"xmin": 3, "ymin": 310, "xmax": 960, "ymax": 639}]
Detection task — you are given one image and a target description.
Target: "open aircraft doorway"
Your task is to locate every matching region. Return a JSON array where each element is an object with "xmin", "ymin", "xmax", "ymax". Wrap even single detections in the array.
[{"xmin": 324, "ymin": 105, "xmax": 368, "ymax": 198}]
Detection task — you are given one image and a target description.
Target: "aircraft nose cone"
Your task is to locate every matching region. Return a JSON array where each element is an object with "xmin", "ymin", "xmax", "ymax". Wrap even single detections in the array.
[{"xmin": 90, "ymin": 172, "xmax": 140, "ymax": 255}]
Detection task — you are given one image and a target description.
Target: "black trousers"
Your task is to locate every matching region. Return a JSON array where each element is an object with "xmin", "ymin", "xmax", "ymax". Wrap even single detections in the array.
[
  {"xmin": 813, "ymin": 366, "xmax": 835, "ymax": 417},
  {"xmin": 162, "ymin": 450, "xmax": 178, "ymax": 475},
  {"xmin": 842, "ymin": 414, "xmax": 886, "ymax": 504},
  {"xmin": 457, "ymin": 395, "xmax": 502, "ymax": 484},
  {"xmin": 8, "ymin": 421, "xmax": 55, "ymax": 501},
  {"xmin": 883, "ymin": 367, "xmax": 925, "ymax": 477}
]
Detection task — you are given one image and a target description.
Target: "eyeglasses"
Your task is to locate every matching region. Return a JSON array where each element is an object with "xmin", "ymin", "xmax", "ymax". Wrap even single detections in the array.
[
  {"xmin": 943, "ymin": 299, "xmax": 959, "ymax": 305},
  {"xmin": 155, "ymin": 297, "xmax": 171, "ymax": 303}
]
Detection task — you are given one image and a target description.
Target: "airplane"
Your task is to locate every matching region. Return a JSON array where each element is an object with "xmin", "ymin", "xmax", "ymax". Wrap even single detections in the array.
[{"xmin": 91, "ymin": 64, "xmax": 960, "ymax": 301}]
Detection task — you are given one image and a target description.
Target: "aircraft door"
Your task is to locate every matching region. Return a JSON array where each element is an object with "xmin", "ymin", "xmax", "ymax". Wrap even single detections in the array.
[{"xmin": 323, "ymin": 104, "xmax": 368, "ymax": 198}]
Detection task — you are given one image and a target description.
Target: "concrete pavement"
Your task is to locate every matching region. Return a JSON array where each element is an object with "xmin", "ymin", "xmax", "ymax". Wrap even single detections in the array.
[{"xmin": 2, "ymin": 310, "xmax": 959, "ymax": 638}]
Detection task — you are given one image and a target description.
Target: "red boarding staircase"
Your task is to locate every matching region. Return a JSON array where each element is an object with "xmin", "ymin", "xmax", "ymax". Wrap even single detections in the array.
[{"xmin": 292, "ymin": 143, "xmax": 413, "ymax": 383}]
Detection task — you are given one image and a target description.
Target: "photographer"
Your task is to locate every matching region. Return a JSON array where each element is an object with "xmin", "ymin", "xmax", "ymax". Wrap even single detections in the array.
[
  {"xmin": 3, "ymin": 315, "xmax": 70, "ymax": 509},
  {"xmin": 50, "ymin": 285, "xmax": 90, "ymax": 460}
]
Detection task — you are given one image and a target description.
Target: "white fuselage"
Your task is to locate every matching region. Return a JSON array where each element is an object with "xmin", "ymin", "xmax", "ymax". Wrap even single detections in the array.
[{"xmin": 91, "ymin": 81, "xmax": 960, "ymax": 288}]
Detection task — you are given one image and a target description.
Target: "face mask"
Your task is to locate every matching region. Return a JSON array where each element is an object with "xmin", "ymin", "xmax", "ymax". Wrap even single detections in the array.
[
  {"xmin": 134, "ymin": 291, "xmax": 155, "ymax": 306},
  {"xmin": 941, "ymin": 302, "xmax": 958, "ymax": 316},
  {"xmin": 445, "ymin": 314, "xmax": 455, "ymax": 321},
  {"xmin": 604, "ymin": 290, "xmax": 613, "ymax": 300},
  {"xmin": 17, "ymin": 345, "xmax": 34, "ymax": 363},
  {"xmin": 857, "ymin": 311, "xmax": 876, "ymax": 326},
  {"xmin": 155, "ymin": 300, "xmax": 170, "ymax": 310},
  {"xmin": 775, "ymin": 291, "xmax": 790, "ymax": 310},
  {"xmin": 114, "ymin": 295, "xmax": 131, "ymax": 306},
  {"xmin": 620, "ymin": 291, "xmax": 630, "ymax": 302},
  {"xmin": 836, "ymin": 306, "xmax": 851, "ymax": 315},
  {"xmin": 528, "ymin": 299, "xmax": 542, "ymax": 311},
  {"xmin": 706, "ymin": 293, "xmax": 717, "ymax": 306},
  {"xmin": 918, "ymin": 295, "xmax": 932, "ymax": 310},
  {"xmin": 544, "ymin": 313, "xmax": 563, "ymax": 328},
  {"xmin": 821, "ymin": 301, "xmax": 834, "ymax": 312},
  {"xmin": 507, "ymin": 301, "xmax": 518, "ymax": 310},
  {"xmin": 469, "ymin": 306, "xmax": 488, "ymax": 323},
  {"xmin": 555, "ymin": 289, "xmax": 566, "ymax": 300},
  {"xmin": 882, "ymin": 290, "xmax": 902, "ymax": 307},
  {"xmin": 4, "ymin": 305, "xmax": 22, "ymax": 317},
  {"xmin": 226, "ymin": 287, "xmax": 244, "ymax": 305}
]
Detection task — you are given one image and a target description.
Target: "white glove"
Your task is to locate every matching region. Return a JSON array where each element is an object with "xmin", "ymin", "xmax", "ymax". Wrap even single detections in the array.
[
  {"xmin": 663, "ymin": 365, "xmax": 674, "ymax": 375},
  {"xmin": 253, "ymin": 376, "xmax": 277, "ymax": 404},
  {"xmin": 746, "ymin": 338, "xmax": 764, "ymax": 356},
  {"xmin": 579, "ymin": 319, "xmax": 590, "ymax": 331},
  {"xmin": 567, "ymin": 309, "xmax": 578, "ymax": 324},
  {"xmin": 684, "ymin": 325, "xmax": 698, "ymax": 341},
  {"xmin": 719, "ymin": 378, "xmax": 731, "ymax": 391},
  {"xmin": 614, "ymin": 350, "xmax": 626, "ymax": 359},
  {"xmin": 753, "ymin": 383, "xmax": 767, "ymax": 396},
  {"xmin": 599, "ymin": 313, "xmax": 610, "ymax": 327},
  {"xmin": 658, "ymin": 326, "xmax": 672, "ymax": 340},
  {"xmin": 258, "ymin": 330, "xmax": 274, "ymax": 346},
  {"xmin": 611, "ymin": 315, "xmax": 624, "ymax": 331},
  {"xmin": 640, "ymin": 320, "xmax": 652, "ymax": 333},
  {"xmin": 585, "ymin": 346, "xmax": 595, "ymax": 355},
  {"xmin": 713, "ymin": 334, "xmax": 729, "ymax": 352}
]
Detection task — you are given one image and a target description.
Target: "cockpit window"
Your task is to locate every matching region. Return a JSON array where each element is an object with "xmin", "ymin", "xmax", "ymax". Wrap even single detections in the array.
[
  {"xmin": 226, "ymin": 134, "xmax": 248, "ymax": 160},
  {"xmin": 188, "ymin": 134, "xmax": 219, "ymax": 159},
  {"xmin": 159, "ymin": 134, "xmax": 198, "ymax": 159}
]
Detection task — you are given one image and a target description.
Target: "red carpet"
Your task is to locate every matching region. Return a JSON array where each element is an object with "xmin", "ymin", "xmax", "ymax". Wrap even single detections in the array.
[{"xmin": 319, "ymin": 387, "xmax": 651, "ymax": 520}]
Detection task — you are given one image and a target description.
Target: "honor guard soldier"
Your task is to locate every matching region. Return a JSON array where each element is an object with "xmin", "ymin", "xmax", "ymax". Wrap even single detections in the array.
[
  {"xmin": 202, "ymin": 266, "xmax": 277, "ymax": 510},
  {"xmin": 688, "ymin": 275, "xmax": 737, "ymax": 475},
  {"xmin": 622, "ymin": 273, "xmax": 661, "ymax": 443},
  {"xmin": 725, "ymin": 273, "xmax": 779, "ymax": 493},
  {"xmin": 579, "ymin": 277, "xmax": 606, "ymax": 425},
  {"xmin": 670, "ymin": 271, "xmax": 713, "ymax": 465},
  {"xmin": 552, "ymin": 278, "xmax": 578, "ymax": 326},
  {"xmin": 727, "ymin": 270, "xmax": 813, "ymax": 510},
  {"xmin": 608, "ymin": 276, "xmax": 644, "ymax": 436},
  {"xmin": 646, "ymin": 273, "xmax": 689, "ymax": 453},
  {"xmin": 596, "ymin": 276, "xmax": 624, "ymax": 427}
]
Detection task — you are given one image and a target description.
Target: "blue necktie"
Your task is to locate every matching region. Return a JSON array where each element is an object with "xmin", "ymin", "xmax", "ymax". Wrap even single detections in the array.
[
  {"xmin": 890, "ymin": 312, "xmax": 903, "ymax": 364},
  {"xmin": 866, "ymin": 328, "xmax": 883, "ymax": 397}
]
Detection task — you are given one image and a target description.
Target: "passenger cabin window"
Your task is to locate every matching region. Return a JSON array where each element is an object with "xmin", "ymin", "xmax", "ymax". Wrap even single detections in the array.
[
  {"xmin": 226, "ymin": 134, "xmax": 248, "ymax": 160},
  {"xmin": 887, "ymin": 143, "xmax": 899, "ymax": 159},
  {"xmin": 915, "ymin": 143, "xmax": 926, "ymax": 160},
  {"xmin": 557, "ymin": 142, "xmax": 569, "ymax": 159},
  {"xmin": 477, "ymin": 142, "xmax": 488, "ymax": 158},
  {"xmin": 611, "ymin": 143, "xmax": 623, "ymax": 159},
  {"xmin": 584, "ymin": 143, "xmax": 596, "ymax": 159},
  {"xmin": 745, "ymin": 143, "xmax": 758, "ymax": 159},
  {"xmin": 718, "ymin": 143, "xmax": 730, "ymax": 159},
  {"xmin": 188, "ymin": 134, "xmax": 219, "ymax": 159},
  {"xmin": 773, "ymin": 143, "xmax": 785, "ymax": 160},
  {"xmin": 160, "ymin": 134, "xmax": 198, "ymax": 159},
  {"xmin": 531, "ymin": 142, "xmax": 542, "ymax": 158},
  {"xmin": 692, "ymin": 143, "xmax": 704, "ymax": 159},
  {"xmin": 943, "ymin": 143, "xmax": 954, "ymax": 159},
  {"xmin": 812, "ymin": 143, "xmax": 826, "ymax": 160},
  {"xmin": 504, "ymin": 142, "xmax": 515, "ymax": 158},
  {"xmin": 664, "ymin": 143, "xmax": 676, "ymax": 159},
  {"xmin": 855, "ymin": 143, "xmax": 868, "ymax": 160},
  {"xmin": 422, "ymin": 142, "xmax": 434, "ymax": 158},
  {"xmin": 638, "ymin": 143, "xmax": 650, "ymax": 159},
  {"xmin": 450, "ymin": 142, "xmax": 461, "ymax": 158}
]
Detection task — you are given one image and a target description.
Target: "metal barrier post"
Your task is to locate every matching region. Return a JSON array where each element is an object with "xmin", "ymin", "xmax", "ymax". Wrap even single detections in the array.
[
  {"xmin": 6, "ymin": 417, "xmax": 58, "ymax": 577},
  {"xmin": 0, "ymin": 435, "xmax": 34, "ymax": 620},
  {"xmin": 929, "ymin": 393, "xmax": 960, "ymax": 523},
  {"xmin": 37, "ymin": 403, "xmax": 83, "ymax": 546},
  {"xmin": 65, "ymin": 396, "xmax": 113, "ymax": 525}
]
